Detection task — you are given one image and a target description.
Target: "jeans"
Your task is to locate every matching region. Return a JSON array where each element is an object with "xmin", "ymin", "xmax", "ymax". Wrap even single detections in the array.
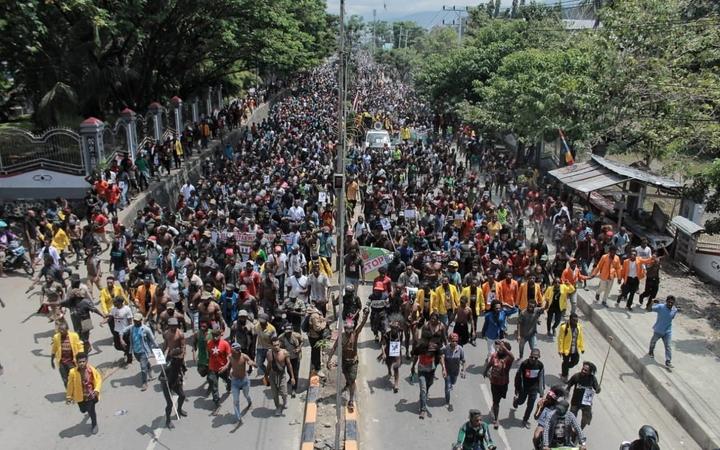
[
  {"xmin": 418, "ymin": 369, "xmax": 435, "ymax": 413},
  {"xmin": 231, "ymin": 376, "xmax": 251, "ymax": 420},
  {"xmin": 256, "ymin": 348, "xmax": 268, "ymax": 375},
  {"xmin": 439, "ymin": 314, "xmax": 449, "ymax": 327},
  {"xmin": 518, "ymin": 335, "xmax": 537, "ymax": 359},
  {"xmin": 162, "ymin": 379, "xmax": 186, "ymax": 419},
  {"xmin": 597, "ymin": 279, "xmax": 614, "ymax": 303},
  {"xmin": 289, "ymin": 357, "xmax": 300, "ymax": 392},
  {"xmin": 561, "ymin": 352, "xmax": 580, "ymax": 377},
  {"xmin": 514, "ymin": 390, "xmax": 538, "ymax": 422},
  {"xmin": 208, "ymin": 369, "xmax": 230, "ymax": 402},
  {"xmin": 444, "ymin": 372, "xmax": 458, "ymax": 403},
  {"xmin": 650, "ymin": 331, "xmax": 672, "ymax": 363},
  {"xmin": 134, "ymin": 352, "xmax": 151, "ymax": 384}
]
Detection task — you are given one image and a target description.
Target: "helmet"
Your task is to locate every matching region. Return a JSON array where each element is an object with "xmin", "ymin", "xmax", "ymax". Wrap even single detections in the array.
[
  {"xmin": 638, "ymin": 425, "xmax": 659, "ymax": 444},
  {"xmin": 555, "ymin": 399, "xmax": 569, "ymax": 417}
]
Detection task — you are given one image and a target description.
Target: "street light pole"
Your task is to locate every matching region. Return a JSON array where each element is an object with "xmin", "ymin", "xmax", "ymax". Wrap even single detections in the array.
[{"xmin": 334, "ymin": 0, "xmax": 347, "ymax": 449}]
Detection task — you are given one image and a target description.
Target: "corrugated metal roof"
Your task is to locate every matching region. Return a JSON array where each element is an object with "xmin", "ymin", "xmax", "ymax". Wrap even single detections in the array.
[
  {"xmin": 548, "ymin": 162, "xmax": 629, "ymax": 193},
  {"xmin": 671, "ymin": 215, "xmax": 704, "ymax": 235},
  {"xmin": 591, "ymin": 155, "xmax": 683, "ymax": 189}
]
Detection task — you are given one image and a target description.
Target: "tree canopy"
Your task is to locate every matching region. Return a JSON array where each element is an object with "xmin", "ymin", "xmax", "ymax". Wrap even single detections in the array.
[{"xmin": 0, "ymin": 0, "xmax": 335, "ymax": 128}]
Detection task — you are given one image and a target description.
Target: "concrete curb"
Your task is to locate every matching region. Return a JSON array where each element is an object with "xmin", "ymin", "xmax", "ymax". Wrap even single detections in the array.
[
  {"xmin": 576, "ymin": 291, "xmax": 719, "ymax": 449},
  {"xmin": 344, "ymin": 405, "xmax": 358, "ymax": 450},
  {"xmin": 300, "ymin": 375, "xmax": 321, "ymax": 450}
]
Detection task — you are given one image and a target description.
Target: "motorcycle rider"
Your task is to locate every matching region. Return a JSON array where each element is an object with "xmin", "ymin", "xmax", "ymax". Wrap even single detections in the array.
[
  {"xmin": 453, "ymin": 409, "xmax": 497, "ymax": 450},
  {"xmin": 0, "ymin": 220, "xmax": 18, "ymax": 277},
  {"xmin": 620, "ymin": 425, "xmax": 660, "ymax": 450},
  {"xmin": 542, "ymin": 399, "xmax": 587, "ymax": 450}
]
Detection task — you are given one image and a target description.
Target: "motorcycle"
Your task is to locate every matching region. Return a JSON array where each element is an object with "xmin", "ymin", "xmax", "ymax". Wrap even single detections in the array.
[
  {"xmin": 369, "ymin": 291, "xmax": 389, "ymax": 341},
  {"xmin": 2, "ymin": 241, "xmax": 34, "ymax": 276}
]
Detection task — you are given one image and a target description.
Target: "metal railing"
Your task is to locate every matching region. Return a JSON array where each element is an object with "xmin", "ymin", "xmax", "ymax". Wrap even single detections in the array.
[{"xmin": 0, "ymin": 127, "xmax": 84, "ymax": 175}]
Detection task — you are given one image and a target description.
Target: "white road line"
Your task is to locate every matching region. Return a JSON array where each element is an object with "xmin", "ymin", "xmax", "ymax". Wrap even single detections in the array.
[{"xmin": 480, "ymin": 384, "xmax": 512, "ymax": 450}]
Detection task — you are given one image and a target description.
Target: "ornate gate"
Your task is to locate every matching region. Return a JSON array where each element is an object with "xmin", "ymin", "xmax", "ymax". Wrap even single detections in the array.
[{"xmin": 0, "ymin": 127, "xmax": 84, "ymax": 175}]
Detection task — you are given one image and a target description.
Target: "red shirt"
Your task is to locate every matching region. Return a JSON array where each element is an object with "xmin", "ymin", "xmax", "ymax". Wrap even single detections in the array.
[{"xmin": 207, "ymin": 338, "xmax": 231, "ymax": 372}]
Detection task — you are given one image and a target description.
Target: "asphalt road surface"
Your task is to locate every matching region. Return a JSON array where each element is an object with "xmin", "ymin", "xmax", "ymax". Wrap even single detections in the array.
[
  {"xmin": 0, "ymin": 268, "xmax": 310, "ymax": 450},
  {"xmin": 353, "ymin": 283, "xmax": 701, "ymax": 450}
]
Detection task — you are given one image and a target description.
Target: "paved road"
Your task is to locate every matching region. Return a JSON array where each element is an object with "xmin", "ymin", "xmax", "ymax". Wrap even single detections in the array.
[
  {"xmin": 0, "ymin": 264, "xmax": 311, "ymax": 450},
  {"xmin": 352, "ymin": 284, "xmax": 700, "ymax": 450}
]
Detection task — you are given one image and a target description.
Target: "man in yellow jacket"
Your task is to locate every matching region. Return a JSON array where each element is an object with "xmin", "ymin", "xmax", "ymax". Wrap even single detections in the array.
[
  {"xmin": 557, "ymin": 313, "xmax": 584, "ymax": 380},
  {"xmin": 543, "ymin": 278, "xmax": 576, "ymax": 335},
  {"xmin": 99, "ymin": 275, "xmax": 128, "ymax": 315},
  {"xmin": 432, "ymin": 277, "xmax": 460, "ymax": 326},
  {"xmin": 461, "ymin": 282, "xmax": 486, "ymax": 344},
  {"xmin": 51, "ymin": 322, "xmax": 84, "ymax": 387},
  {"xmin": 66, "ymin": 352, "xmax": 102, "ymax": 434}
]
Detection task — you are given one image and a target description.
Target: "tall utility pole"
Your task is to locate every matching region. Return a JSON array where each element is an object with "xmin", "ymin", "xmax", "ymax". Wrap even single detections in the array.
[
  {"xmin": 372, "ymin": 8, "xmax": 377, "ymax": 53},
  {"xmin": 334, "ymin": 1, "xmax": 347, "ymax": 449},
  {"xmin": 442, "ymin": 5, "xmax": 470, "ymax": 44}
]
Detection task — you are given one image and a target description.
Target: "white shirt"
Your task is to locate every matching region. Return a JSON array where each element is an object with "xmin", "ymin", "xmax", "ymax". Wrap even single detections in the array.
[
  {"xmin": 286, "ymin": 274, "xmax": 309, "ymax": 301},
  {"xmin": 180, "ymin": 183, "xmax": 195, "ymax": 202},
  {"xmin": 166, "ymin": 280, "xmax": 180, "ymax": 303},
  {"xmin": 288, "ymin": 205, "xmax": 305, "ymax": 222},
  {"xmin": 635, "ymin": 245, "xmax": 652, "ymax": 258},
  {"xmin": 111, "ymin": 305, "xmax": 133, "ymax": 331},
  {"xmin": 287, "ymin": 252, "xmax": 306, "ymax": 275},
  {"xmin": 627, "ymin": 260, "xmax": 638, "ymax": 278}
]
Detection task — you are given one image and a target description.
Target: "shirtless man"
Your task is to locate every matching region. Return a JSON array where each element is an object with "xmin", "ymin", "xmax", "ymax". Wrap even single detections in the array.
[
  {"xmin": 265, "ymin": 337, "xmax": 295, "ymax": 416},
  {"xmin": 157, "ymin": 304, "xmax": 187, "ymax": 333},
  {"xmin": 161, "ymin": 318, "xmax": 186, "ymax": 428},
  {"xmin": 198, "ymin": 293, "xmax": 225, "ymax": 330},
  {"xmin": 328, "ymin": 307, "xmax": 370, "ymax": 412},
  {"xmin": 229, "ymin": 342, "xmax": 256, "ymax": 422},
  {"xmin": 454, "ymin": 297, "xmax": 474, "ymax": 347}
]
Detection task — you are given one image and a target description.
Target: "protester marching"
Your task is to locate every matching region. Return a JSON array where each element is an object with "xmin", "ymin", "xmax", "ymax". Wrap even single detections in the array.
[{"xmin": 0, "ymin": 52, "xmax": 681, "ymax": 450}]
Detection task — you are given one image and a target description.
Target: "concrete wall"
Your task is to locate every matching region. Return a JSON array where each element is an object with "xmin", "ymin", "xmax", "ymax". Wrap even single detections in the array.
[{"xmin": 0, "ymin": 169, "xmax": 89, "ymax": 200}]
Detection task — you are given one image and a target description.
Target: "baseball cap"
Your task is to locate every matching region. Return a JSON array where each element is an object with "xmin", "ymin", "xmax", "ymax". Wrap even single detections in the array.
[
  {"xmin": 133, "ymin": 313, "xmax": 143, "ymax": 322},
  {"xmin": 238, "ymin": 310, "xmax": 249, "ymax": 317}
]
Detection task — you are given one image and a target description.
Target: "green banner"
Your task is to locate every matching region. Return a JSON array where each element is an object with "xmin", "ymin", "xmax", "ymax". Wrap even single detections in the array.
[{"xmin": 360, "ymin": 246, "xmax": 392, "ymax": 280}]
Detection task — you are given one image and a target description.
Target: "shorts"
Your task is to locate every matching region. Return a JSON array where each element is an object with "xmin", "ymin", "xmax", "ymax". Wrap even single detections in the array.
[
  {"xmin": 0, "ymin": 250, "xmax": 5, "ymax": 264},
  {"xmin": 342, "ymin": 359, "xmax": 358, "ymax": 383},
  {"xmin": 491, "ymin": 383, "xmax": 508, "ymax": 402}
]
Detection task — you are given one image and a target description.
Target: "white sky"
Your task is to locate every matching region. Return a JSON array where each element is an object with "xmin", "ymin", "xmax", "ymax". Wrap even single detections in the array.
[{"xmin": 325, "ymin": 0, "xmax": 516, "ymax": 19}]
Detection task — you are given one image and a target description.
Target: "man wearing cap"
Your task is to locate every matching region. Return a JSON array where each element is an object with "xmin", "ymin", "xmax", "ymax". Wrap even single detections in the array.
[
  {"xmin": 279, "ymin": 323, "xmax": 303, "ymax": 397},
  {"xmin": 157, "ymin": 303, "xmax": 187, "ymax": 333},
  {"xmin": 254, "ymin": 313, "xmax": 277, "ymax": 376},
  {"xmin": 286, "ymin": 244, "xmax": 306, "ymax": 277},
  {"xmin": 327, "ymin": 307, "xmax": 370, "ymax": 413},
  {"xmin": 229, "ymin": 342, "xmax": 256, "ymax": 422},
  {"xmin": 239, "ymin": 261, "xmax": 261, "ymax": 297},
  {"xmin": 237, "ymin": 284, "xmax": 259, "ymax": 319},
  {"xmin": 219, "ymin": 284, "xmax": 239, "ymax": 327},
  {"xmin": 121, "ymin": 313, "xmax": 158, "ymax": 391},
  {"xmin": 198, "ymin": 291, "xmax": 225, "ymax": 331},
  {"xmin": 161, "ymin": 317, "xmax": 187, "ymax": 428},
  {"xmin": 207, "ymin": 327, "xmax": 232, "ymax": 406},
  {"xmin": 231, "ymin": 310, "xmax": 256, "ymax": 366}
]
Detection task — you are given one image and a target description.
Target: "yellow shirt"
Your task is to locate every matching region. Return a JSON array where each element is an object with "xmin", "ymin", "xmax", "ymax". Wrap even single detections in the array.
[
  {"xmin": 51, "ymin": 229, "xmax": 70, "ymax": 252},
  {"xmin": 66, "ymin": 365, "xmax": 103, "ymax": 403},
  {"xmin": 99, "ymin": 285, "xmax": 128, "ymax": 315},
  {"xmin": 460, "ymin": 285, "xmax": 486, "ymax": 315},
  {"xmin": 431, "ymin": 284, "xmax": 460, "ymax": 315},
  {"xmin": 51, "ymin": 331, "xmax": 84, "ymax": 366}
]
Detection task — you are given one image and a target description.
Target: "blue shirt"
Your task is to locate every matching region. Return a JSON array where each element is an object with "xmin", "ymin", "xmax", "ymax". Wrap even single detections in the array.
[
  {"xmin": 652, "ymin": 303, "xmax": 677, "ymax": 334},
  {"xmin": 132, "ymin": 326, "xmax": 144, "ymax": 354}
]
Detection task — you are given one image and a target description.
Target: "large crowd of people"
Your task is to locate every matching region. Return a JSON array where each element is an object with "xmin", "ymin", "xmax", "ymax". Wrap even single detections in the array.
[{"xmin": 0, "ymin": 53, "xmax": 669, "ymax": 450}]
